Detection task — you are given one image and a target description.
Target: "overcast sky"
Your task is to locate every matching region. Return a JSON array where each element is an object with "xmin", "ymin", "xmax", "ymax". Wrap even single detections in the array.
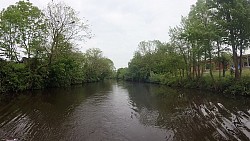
[{"xmin": 1, "ymin": 0, "xmax": 197, "ymax": 68}]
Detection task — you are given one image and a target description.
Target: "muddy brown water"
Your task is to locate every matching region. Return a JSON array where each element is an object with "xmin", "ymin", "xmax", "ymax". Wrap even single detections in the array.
[{"xmin": 0, "ymin": 81, "xmax": 250, "ymax": 141}]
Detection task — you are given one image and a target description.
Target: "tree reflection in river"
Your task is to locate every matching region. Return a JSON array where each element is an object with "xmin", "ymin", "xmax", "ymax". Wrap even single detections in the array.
[
  {"xmin": 0, "ymin": 81, "xmax": 112, "ymax": 140},
  {"xmin": 122, "ymin": 82, "xmax": 250, "ymax": 141},
  {"xmin": 0, "ymin": 81, "xmax": 249, "ymax": 141}
]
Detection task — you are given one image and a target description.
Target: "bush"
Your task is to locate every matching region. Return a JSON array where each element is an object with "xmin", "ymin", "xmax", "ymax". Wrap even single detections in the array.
[
  {"xmin": 46, "ymin": 62, "xmax": 71, "ymax": 87},
  {"xmin": 223, "ymin": 76, "xmax": 250, "ymax": 96},
  {"xmin": 148, "ymin": 73, "xmax": 164, "ymax": 84},
  {"xmin": 147, "ymin": 73, "xmax": 250, "ymax": 96},
  {"xmin": 0, "ymin": 63, "xmax": 29, "ymax": 92}
]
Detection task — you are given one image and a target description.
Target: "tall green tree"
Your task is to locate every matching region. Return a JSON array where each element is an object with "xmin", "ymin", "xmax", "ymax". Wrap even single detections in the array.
[
  {"xmin": 44, "ymin": 2, "xmax": 92, "ymax": 65},
  {"xmin": 0, "ymin": 1, "xmax": 46, "ymax": 65},
  {"xmin": 83, "ymin": 48, "xmax": 115, "ymax": 82},
  {"xmin": 207, "ymin": 0, "xmax": 250, "ymax": 79}
]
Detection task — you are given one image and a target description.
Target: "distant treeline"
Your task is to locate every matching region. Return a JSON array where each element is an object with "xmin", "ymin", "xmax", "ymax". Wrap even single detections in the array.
[
  {"xmin": 0, "ymin": 1, "xmax": 115, "ymax": 93},
  {"xmin": 117, "ymin": 0, "xmax": 250, "ymax": 96}
]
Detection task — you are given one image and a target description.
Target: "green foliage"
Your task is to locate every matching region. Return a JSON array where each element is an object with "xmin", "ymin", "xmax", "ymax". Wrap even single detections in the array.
[
  {"xmin": 125, "ymin": 41, "xmax": 185, "ymax": 82},
  {"xmin": 83, "ymin": 48, "xmax": 115, "ymax": 82},
  {"xmin": 0, "ymin": 62, "xmax": 29, "ymax": 92},
  {"xmin": 119, "ymin": 0, "xmax": 250, "ymax": 96},
  {"xmin": 107, "ymin": 0, "xmax": 250, "ymax": 97},
  {"xmin": 0, "ymin": 1, "xmax": 114, "ymax": 95},
  {"xmin": 223, "ymin": 76, "xmax": 250, "ymax": 96},
  {"xmin": 2, "ymin": 0, "xmax": 250, "ymax": 98},
  {"xmin": 0, "ymin": 1, "xmax": 46, "ymax": 62},
  {"xmin": 47, "ymin": 61, "xmax": 71, "ymax": 87},
  {"xmin": 148, "ymin": 72, "xmax": 165, "ymax": 84},
  {"xmin": 215, "ymin": 77, "xmax": 234, "ymax": 92},
  {"xmin": 116, "ymin": 68, "xmax": 129, "ymax": 80}
]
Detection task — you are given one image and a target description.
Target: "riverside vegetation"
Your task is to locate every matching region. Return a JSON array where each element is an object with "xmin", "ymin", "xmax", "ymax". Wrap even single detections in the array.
[
  {"xmin": 0, "ymin": 1, "xmax": 115, "ymax": 94},
  {"xmin": 117, "ymin": 0, "xmax": 250, "ymax": 96},
  {"xmin": 2, "ymin": 0, "xmax": 250, "ymax": 97}
]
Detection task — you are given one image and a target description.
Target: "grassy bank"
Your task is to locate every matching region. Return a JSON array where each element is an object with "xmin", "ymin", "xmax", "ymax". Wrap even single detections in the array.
[
  {"xmin": 117, "ymin": 67, "xmax": 250, "ymax": 96},
  {"xmin": 148, "ymin": 72, "xmax": 250, "ymax": 96}
]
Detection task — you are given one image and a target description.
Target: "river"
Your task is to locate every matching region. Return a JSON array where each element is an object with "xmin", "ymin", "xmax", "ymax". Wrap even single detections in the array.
[{"xmin": 0, "ymin": 81, "xmax": 250, "ymax": 141}]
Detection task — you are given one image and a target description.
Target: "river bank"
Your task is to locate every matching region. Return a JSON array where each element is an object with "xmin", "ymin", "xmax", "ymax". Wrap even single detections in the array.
[{"xmin": 118, "ymin": 74, "xmax": 250, "ymax": 97}]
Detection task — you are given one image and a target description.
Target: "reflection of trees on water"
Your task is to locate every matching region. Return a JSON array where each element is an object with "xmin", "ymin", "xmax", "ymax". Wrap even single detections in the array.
[
  {"xmin": 124, "ymin": 82, "xmax": 250, "ymax": 141},
  {"xmin": 188, "ymin": 101, "xmax": 250, "ymax": 141},
  {"xmin": 0, "ymin": 81, "xmax": 113, "ymax": 140}
]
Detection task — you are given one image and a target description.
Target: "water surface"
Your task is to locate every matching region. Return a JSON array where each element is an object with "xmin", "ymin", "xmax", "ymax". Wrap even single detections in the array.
[{"xmin": 0, "ymin": 81, "xmax": 250, "ymax": 141}]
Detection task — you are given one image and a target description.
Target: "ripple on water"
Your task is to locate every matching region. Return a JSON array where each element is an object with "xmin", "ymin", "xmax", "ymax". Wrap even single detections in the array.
[{"xmin": 0, "ymin": 82, "xmax": 250, "ymax": 141}]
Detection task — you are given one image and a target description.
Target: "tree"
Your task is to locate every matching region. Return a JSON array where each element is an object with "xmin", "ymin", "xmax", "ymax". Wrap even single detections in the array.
[
  {"xmin": 83, "ymin": 48, "xmax": 115, "ymax": 82},
  {"xmin": 44, "ymin": 2, "xmax": 92, "ymax": 65},
  {"xmin": 0, "ymin": 1, "xmax": 46, "ymax": 65},
  {"xmin": 221, "ymin": 52, "xmax": 232, "ymax": 77},
  {"xmin": 0, "ymin": 5, "xmax": 19, "ymax": 61},
  {"xmin": 0, "ymin": 1, "xmax": 118, "ymax": 94},
  {"xmin": 169, "ymin": 21, "xmax": 192, "ymax": 78},
  {"xmin": 207, "ymin": 0, "xmax": 250, "ymax": 79},
  {"xmin": 116, "ymin": 68, "xmax": 129, "ymax": 80}
]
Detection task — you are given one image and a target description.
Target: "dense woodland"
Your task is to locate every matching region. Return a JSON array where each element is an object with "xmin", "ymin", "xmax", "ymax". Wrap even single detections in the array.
[
  {"xmin": 0, "ymin": 1, "xmax": 115, "ymax": 93},
  {"xmin": 117, "ymin": 0, "xmax": 250, "ymax": 96}
]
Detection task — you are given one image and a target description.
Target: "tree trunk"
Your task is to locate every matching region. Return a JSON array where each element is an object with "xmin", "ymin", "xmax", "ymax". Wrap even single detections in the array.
[
  {"xmin": 231, "ymin": 36, "xmax": 239, "ymax": 80},
  {"xmin": 197, "ymin": 52, "xmax": 201, "ymax": 78},
  {"xmin": 239, "ymin": 41, "xmax": 243, "ymax": 77},
  {"xmin": 223, "ymin": 61, "xmax": 226, "ymax": 77},
  {"xmin": 178, "ymin": 45, "xmax": 189, "ymax": 78},
  {"xmin": 192, "ymin": 52, "xmax": 195, "ymax": 79},
  {"xmin": 209, "ymin": 46, "xmax": 214, "ymax": 83},
  {"xmin": 232, "ymin": 46, "xmax": 239, "ymax": 80},
  {"xmin": 217, "ymin": 41, "xmax": 221, "ymax": 78},
  {"xmin": 227, "ymin": 10, "xmax": 239, "ymax": 80},
  {"xmin": 49, "ymin": 32, "xmax": 59, "ymax": 65},
  {"xmin": 202, "ymin": 49, "xmax": 207, "ymax": 77}
]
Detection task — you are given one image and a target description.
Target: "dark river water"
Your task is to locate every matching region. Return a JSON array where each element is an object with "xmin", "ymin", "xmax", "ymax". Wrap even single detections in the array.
[{"xmin": 0, "ymin": 81, "xmax": 250, "ymax": 141}]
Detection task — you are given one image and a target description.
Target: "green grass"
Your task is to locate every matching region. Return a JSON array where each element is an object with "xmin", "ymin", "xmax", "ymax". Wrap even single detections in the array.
[{"xmin": 203, "ymin": 67, "xmax": 250, "ymax": 78}]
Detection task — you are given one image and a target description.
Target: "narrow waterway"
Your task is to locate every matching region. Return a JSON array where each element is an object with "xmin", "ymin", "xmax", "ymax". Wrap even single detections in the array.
[{"xmin": 0, "ymin": 81, "xmax": 250, "ymax": 141}]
